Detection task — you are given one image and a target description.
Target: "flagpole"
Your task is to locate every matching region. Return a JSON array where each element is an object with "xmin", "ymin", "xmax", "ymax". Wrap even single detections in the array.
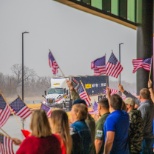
[
  {"xmin": 149, "ymin": 56, "xmax": 153, "ymax": 80},
  {"xmin": 49, "ymin": 49, "xmax": 65, "ymax": 77},
  {"xmin": 18, "ymin": 95, "xmax": 25, "ymax": 129},
  {"xmin": 0, "ymin": 128, "xmax": 11, "ymax": 138},
  {"xmin": 7, "ymin": 104, "xmax": 23, "ymax": 129},
  {"xmin": 119, "ymin": 43, "xmax": 124, "ymax": 85},
  {"xmin": 106, "ymin": 76, "xmax": 109, "ymax": 87}
]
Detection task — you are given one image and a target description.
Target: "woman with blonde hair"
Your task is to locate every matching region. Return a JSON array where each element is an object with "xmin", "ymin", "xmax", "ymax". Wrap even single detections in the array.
[
  {"xmin": 70, "ymin": 103, "xmax": 92, "ymax": 154},
  {"xmin": 16, "ymin": 109, "xmax": 61, "ymax": 154},
  {"xmin": 49, "ymin": 109, "xmax": 72, "ymax": 154}
]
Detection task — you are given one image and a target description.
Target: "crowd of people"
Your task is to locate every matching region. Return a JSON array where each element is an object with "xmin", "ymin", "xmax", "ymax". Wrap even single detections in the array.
[{"xmin": 11, "ymin": 79, "xmax": 154, "ymax": 154}]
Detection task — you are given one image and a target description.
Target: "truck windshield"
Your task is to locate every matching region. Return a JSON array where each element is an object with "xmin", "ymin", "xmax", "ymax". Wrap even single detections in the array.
[{"xmin": 48, "ymin": 88, "xmax": 64, "ymax": 94}]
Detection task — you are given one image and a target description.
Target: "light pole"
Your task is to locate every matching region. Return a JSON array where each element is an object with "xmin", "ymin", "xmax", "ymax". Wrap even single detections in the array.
[
  {"xmin": 22, "ymin": 32, "xmax": 29, "ymax": 102},
  {"xmin": 119, "ymin": 43, "xmax": 124, "ymax": 85},
  {"xmin": 22, "ymin": 31, "xmax": 29, "ymax": 129}
]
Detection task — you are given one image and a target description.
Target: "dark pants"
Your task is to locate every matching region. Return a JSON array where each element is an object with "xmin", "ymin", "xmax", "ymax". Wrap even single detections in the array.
[{"xmin": 140, "ymin": 138, "xmax": 153, "ymax": 154}]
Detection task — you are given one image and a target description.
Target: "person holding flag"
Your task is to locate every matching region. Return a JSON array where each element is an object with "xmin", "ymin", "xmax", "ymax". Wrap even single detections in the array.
[
  {"xmin": 118, "ymin": 84, "xmax": 154, "ymax": 154},
  {"xmin": 14, "ymin": 110, "xmax": 62, "ymax": 154},
  {"xmin": 66, "ymin": 80, "xmax": 96, "ymax": 154},
  {"xmin": 0, "ymin": 133, "xmax": 14, "ymax": 154}
]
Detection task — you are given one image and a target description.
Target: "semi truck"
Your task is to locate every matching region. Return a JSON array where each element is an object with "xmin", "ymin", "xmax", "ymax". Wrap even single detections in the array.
[
  {"xmin": 43, "ymin": 77, "xmax": 71, "ymax": 109},
  {"xmin": 43, "ymin": 76, "xmax": 108, "ymax": 109}
]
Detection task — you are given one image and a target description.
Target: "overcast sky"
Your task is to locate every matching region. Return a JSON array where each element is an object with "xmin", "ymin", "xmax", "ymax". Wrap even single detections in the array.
[{"xmin": 0, "ymin": 0, "xmax": 137, "ymax": 83}]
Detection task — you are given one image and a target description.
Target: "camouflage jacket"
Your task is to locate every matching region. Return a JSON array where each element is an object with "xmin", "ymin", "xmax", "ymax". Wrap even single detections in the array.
[
  {"xmin": 71, "ymin": 89, "xmax": 80, "ymax": 102},
  {"xmin": 129, "ymin": 109, "xmax": 143, "ymax": 153}
]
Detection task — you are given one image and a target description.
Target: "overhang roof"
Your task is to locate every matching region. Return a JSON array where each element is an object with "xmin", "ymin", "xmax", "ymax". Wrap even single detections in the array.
[{"xmin": 55, "ymin": 0, "xmax": 136, "ymax": 30}]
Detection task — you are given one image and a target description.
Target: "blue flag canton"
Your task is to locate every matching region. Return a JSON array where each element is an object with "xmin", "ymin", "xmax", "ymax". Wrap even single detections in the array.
[
  {"xmin": 143, "ymin": 58, "xmax": 151, "ymax": 64},
  {"xmin": 48, "ymin": 51, "xmax": 55, "ymax": 61},
  {"xmin": 78, "ymin": 85, "xmax": 84, "ymax": 94},
  {"xmin": 108, "ymin": 53, "xmax": 118, "ymax": 65},
  {"xmin": 0, "ymin": 134, "xmax": 4, "ymax": 144},
  {"xmin": 41, "ymin": 104, "xmax": 50, "ymax": 112},
  {"xmin": 94, "ymin": 56, "xmax": 106, "ymax": 66},
  {"xmin": 0, "ymin": 95, "xmax": 6, "ymax": 110},
  {"xmin": 10, "ymin": 98, "xmax": 25, "ymax": 113},
  {"xmin": 93, "ymin": 102, "xmax": 98, "ymax": 111}
]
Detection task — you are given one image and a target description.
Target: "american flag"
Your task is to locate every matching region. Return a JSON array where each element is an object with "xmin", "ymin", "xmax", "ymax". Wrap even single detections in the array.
[
  {"xmin": 40, "ymin": 103, "xmax": 52, "ymax": 117},
  {"xmin": 9, "ymin": 97, "xmax": 31, "ymax": 119},
  {"xmin": 110, "ymin": 89, "xmax": 119, "ymax": 95},
  {"xmin": 48, "ymin": 50, "xmax": 59, "ymax": 75},
  {"xmin": 71, "ymin": 78, "xmax": 79, "ymax": 90},
  {"xmin": 0, "ymin": 133, "xmax": 14, "ymax": 154},
  {"xmin": 132, "ymin": 58, "xmax": 152, "ymax": 73},
  {"xmin": 103, "ymin": 88, "xmax": 118, "ymax": 95},
  {"xmin": 106, "ymin": 53, "xmax": 123, "ymax": 78},
  {"xmin": 78, "ymin": 84, "xmax": 91, "ymax": 106},
  {"xmin": 91, "ymin": 56, "xmax": 106, "ymax": 76},
  {"xmin": 0, "ymin": 95, "xmax": 10, "ymax": 127},
  {"xmin": 89, "ymin": 101, "xmax": 98, "ymax": 114}
]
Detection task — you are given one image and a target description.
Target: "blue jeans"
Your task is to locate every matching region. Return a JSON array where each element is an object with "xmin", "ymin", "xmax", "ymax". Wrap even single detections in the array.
[{"xmin": 140, "ymin": 138, "xmax": 153, "ymax": 154}]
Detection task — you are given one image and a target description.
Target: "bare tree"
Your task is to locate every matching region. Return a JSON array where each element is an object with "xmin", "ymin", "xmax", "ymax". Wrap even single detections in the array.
[
  {"xmin": 0, "ymin": 73, "xmax": 5, "ymax": 93},
  {"xmin": 11, "ymin": 64, "xmax": 37, "ymax": 87}
]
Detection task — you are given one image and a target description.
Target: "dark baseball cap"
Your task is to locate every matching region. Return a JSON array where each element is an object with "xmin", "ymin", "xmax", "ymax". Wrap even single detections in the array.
[{"xmin": 73, "ymin": 99, "xmax": 87, "ymax": 106}]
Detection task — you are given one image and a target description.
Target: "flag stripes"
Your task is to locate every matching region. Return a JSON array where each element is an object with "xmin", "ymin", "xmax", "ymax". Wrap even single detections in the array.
[
  {"xmin": 132, "ymin": 58, "xmax": 151, "ymax": 73},
  {"xmin": 48, "ymin": 50, "xmax": 59, "ymax": 75},
  {"xmin": 103, "ymin": 88, "xmax": 118, "ymax": 95},
  {"xmin": 91, "ymin": 55, "xmax": 106, "ymax": 76},
  {"xmin": 106, "ymin": 52, "xmax": 123, "ymax": 78},
  {"xmin": 15, "ymin": 106, "xmax": 31, "ymax": 119},
  {"xmin": 0, "ymin": 95, "xmax": 10, "ymax": 127},
  {"xmin": 110, "ymin": 89, "xmax": 119, "ymax": 95},
  {"xmin": 9, "ymin": 97, "xmax": 31, "ymax": 119},
  {"xmin": 78, "ymin": 84, "xmax": 91, "ymax": 106},
  {"xmin": 0, "ymin": 106, "xmax": 10, "ymax": 128},
  {"xmin": 40, "ymin": 103, "xmax": 52, "ymax": 117},
  {"xmin": 0, "ymin": 134, "xmax": 14, "ymax": 154},
  {"xmin": 94, "ymin": 66, "xmax": 106, "ymax": 76}
]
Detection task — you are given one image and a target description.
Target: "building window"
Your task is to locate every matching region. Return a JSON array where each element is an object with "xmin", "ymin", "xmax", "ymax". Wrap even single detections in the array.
[
  {"xmin": 82, "ymin": 0, "xmax": 91, "ymax": 5},
  {"xmin": 102, "ymin": 0, "xmax": 111, "ymax": 13},
  {"xmin": 127, "ymin": 0, "xmax": 136, "ymax": 22},
  {"xmin": 91, "ymin": 0, "xmax": 102, "ymax": 10},
  {"xmin": 136, "ymin": 0, "xmax": 142, "ymax": 23},
  {"xmin": 111, "ymin": 0, "xmax": 118, "ymax": 15},
  {"xmin": 119, "ymin": 0, "xmax": 127, "ymax": 19}
]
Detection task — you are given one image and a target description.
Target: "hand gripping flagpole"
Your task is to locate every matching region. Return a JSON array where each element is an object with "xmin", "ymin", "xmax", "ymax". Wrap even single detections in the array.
[{"xmin": 49, "ymin": 49, "xmax": 65, "ymax": 77}]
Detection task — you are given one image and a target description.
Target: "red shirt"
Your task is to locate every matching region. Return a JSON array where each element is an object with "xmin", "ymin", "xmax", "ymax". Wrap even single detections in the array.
[
  {"xmin": 54, "ymin": 134, "xmax": 66, "ymax": 154},
  {"xmin": 16, "ymin": 134, "xmax": 62, "ymax": 154}
]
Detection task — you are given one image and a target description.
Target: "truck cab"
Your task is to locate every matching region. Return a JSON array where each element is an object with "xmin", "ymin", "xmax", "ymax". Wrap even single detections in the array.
[{"xmin": 44, "ymin": 78, "xmax": 70, "ymax": 109}]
